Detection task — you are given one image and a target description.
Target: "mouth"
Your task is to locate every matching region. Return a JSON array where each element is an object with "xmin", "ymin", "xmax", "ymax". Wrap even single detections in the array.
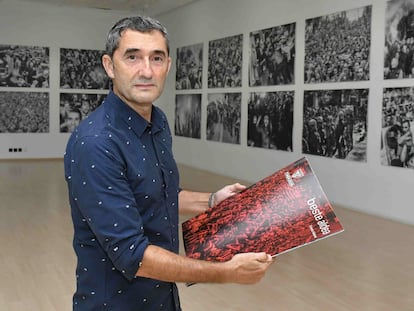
[{"xmin": 135, "ymin": 83, "xmax": 155, "ymax": 90}]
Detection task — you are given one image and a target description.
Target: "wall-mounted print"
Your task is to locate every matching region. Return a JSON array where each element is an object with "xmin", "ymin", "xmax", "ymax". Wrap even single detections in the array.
[
  {"xmin": 176, "ymin": 43, "xmax": 203, "ymax": 90},
  {"xmin": 0, "ymin": 44, "xmax": 49, "ymax": 88},
  {"xmin": 249, "ymin": 22, "xmax": 295, "ymax": 86},
  {"xmin": 60, "ymin": 93, "xmax": 105, "ymax": 133},
  {"xmin": 208, "ymin": 34, "xmax": 243, "ymax": 88},
  {"xmin": 247, "ymin": 91, "xmax": 294, "ymax": 151},
  {"xmin": 60, "ymin": 48, "xmax": 109, "ymax": 90},
  {"xmin": 384, "ymin": 0, "xmax": 414, "ymax": 79},
  {"xmin": 207, "ymin": 92, "xmax": 241, "ymax": 144},
  {"xmin": 381, "ymin": 87, "xmax": 414, "ymax": 168},
  {"xmin": 304, "ymin": 5, "xmax": 371, "ymax": 83},
  {"xmin": 0, "ymin": 91, "xmax": 49, "ymax": 133},
  {"xmin": 303, "ymin": 89, "xmax": 368, "ymax": 162},
  {"xmin": 175, "ymin": 94, "xmax": 201, "ymax": 139}
]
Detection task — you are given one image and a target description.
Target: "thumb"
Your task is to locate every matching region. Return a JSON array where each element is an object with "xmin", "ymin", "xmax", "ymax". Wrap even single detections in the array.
[{"xmin": 256, "ymin": 252, "xmax": 273, "ymax": 263}]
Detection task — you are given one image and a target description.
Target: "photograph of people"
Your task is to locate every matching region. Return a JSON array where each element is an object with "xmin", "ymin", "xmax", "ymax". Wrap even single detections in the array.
[
  {"xmin": 302, "ymin": 89, "xmax": 368, "ymax": 161},
  {"xmin": 174, "ymin": 93, "xmax": 201, "ymax": 139},
  {"xmin": 304, "ymin": 5, "xmax": 371, "ymax": 83},
  {"xmin": 247, "ymin": 91, "xmax": 293, "ymax": 151},
  {"xmin": 176, "ymin": 43, "xmax": 203, "ymax": 90},
  {"xmin": 0, "ymin": 44, "xmax": 49, "ymax": 88},
  {"xmin": 208, "ymin": 34, "xmax": 243, "ymax": 88},
  {"xmin": 0, "ymin": 91, "xmax": 49, "ymax": 133},
  {"xmin": 60, "ymin": 48, "xmax": 109, "ymax": 89},
  {"xmin": 206, "ymin": 92, "xmax": 241, "ymax": 144},
  {"xmin": 384, "ymin": 0, "xmax": 414, "ymax": 79},
  {"xmin": 381, "ymin": 87, "xmax": 414, "ymax": 168},
  {"xmin": 60, "ymin": 93, "xmax": 104, "ymax": 133},
  {"xmin": 64, "ymin": 15, "xmax": 273, "ymax": 311},
  {"xmin": 249, "ymin": 22, "xmax": 295, "ymax": 86}
]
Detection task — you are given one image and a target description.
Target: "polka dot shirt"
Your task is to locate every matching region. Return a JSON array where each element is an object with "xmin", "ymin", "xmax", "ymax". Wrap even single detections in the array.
[{"xmin": 64, "ymin": 91, "xmax": 182, "ymax": 310}]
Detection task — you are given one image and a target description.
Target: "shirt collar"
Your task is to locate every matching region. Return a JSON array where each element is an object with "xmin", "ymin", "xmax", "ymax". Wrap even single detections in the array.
[{"xmin": 105, "ymin": 90, "xmax": 167, "ymax": 137}]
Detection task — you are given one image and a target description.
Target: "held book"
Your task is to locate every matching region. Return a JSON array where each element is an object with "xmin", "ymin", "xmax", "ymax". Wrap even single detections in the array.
[{"xmin": 182, "ymin": 157, "xmax": 344, "ymax": 265}]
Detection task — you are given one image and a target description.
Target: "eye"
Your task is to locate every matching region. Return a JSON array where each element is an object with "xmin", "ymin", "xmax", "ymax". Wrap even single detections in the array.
[
  {"xmin": 127, "ymin": 54, "xmax": 137, "ymax": 61},
  {"xmin": 152, "ymin": 55, "xmax": 165, "ymax": 63}
]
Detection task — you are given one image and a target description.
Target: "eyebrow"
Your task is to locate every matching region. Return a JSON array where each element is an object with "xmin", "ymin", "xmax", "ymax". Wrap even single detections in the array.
[{"xmin": 124, "ymin": 48, "xmax": 167, "ymax": 57}]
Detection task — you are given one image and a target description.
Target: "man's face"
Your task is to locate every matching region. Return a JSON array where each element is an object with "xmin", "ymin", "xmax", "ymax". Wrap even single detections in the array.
[
  {"xmin": 67, "ymin": 111, "xmax": 80, "ymax": 132},
  {"xmin": 402, "ymin": 122, "xmax": 410, "ymax": 133},
  {"xmin": 103, "ymin": 29, "xmax": 171, "ymax": 109}
]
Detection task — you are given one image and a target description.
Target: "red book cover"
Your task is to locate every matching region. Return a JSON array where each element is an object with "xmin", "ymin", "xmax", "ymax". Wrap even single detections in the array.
[{"xmin": 182, "ymin": 157, "xmax": 344, "ymax": 263}]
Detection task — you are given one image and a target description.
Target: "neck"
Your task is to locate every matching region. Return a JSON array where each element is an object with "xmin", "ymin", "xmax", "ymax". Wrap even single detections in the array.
[{"xmin": 113, "ymin": 91, "xmax": 152, "ymax": 122}]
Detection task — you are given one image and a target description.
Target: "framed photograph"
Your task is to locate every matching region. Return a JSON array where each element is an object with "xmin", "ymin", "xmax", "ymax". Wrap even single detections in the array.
[
  {"xmin": 381, "ymin": 87, "xmax": 414, "ymax": 168},
  {"xmin": 174, "ymin": 94, "xmax": 201, "ymax": 139},
  {"xmin": 60, "ymin": 48, "xmax": 109, "ymax": 89},
  {"xmin": 247, "ymin": 91, "xmax": 294, "ymax": 151},
  {"xmin": 384, "ymin": 0, "xmax": 414, "ymax": 79},
  {"xmin": 207, "ymin": 92, "xmax": 241, "ymax": 144},
  {"xmin": 249, "ymin": 22, "xmax": 295, "ymax": 86},
  {"xmin": 302, "ymin": 89, "xmax": 368, "ymax": 162},
  {"xmin": 176, "ymin": 43, "xmax": 203, "ymax": 90},
  {"xmin": 0, "ymin": 44, "xmax": 49, "ymax": 88},
  {"xmin": 208, "ymin": 34, "xmax": 243, "ymax": 88},
  {"xmin": 60, "ymin": 92, "xmax": 105, "ymax": 133},
  {"xmin": 0, "ymin": 91, "xmax": 49, "ymax": 133},
  {"xmin": 304, "ymin": 5, "xmax": 371, "ymax": 83}
]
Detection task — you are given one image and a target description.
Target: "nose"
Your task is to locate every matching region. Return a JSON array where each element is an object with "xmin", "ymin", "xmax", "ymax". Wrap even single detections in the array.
[{"xmin": 138, "ymin": 57, "xmax": 153, "ymax": 79}]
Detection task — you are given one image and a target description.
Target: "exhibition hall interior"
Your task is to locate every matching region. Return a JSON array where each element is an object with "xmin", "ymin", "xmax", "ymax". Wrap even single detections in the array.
[{"xmin": 1, "ymin": 0, "xmax": 413, "ymax": 310}]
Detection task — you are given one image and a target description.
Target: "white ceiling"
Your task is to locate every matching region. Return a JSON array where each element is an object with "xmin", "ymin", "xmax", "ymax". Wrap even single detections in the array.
[{"xmin": 19, "ymin": 0, "xmax": 199, "ymax": 16}]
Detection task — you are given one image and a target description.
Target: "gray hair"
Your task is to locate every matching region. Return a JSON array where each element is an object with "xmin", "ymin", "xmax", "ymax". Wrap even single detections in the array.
[{"xmin": 105, "ymin": 16, "xmax": 170, "ymax": 58}]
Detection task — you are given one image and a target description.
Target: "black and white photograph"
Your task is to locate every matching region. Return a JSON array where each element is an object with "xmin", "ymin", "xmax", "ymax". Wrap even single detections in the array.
[
  {"xmin": 174, "ymin": 94, "xmax": 201, "ymax": 139},
  {"xmin": 60, "ymin": 48, "xmax": 109, "ymax": 89},
  {"xmin": 60, "ymin": 92, "xmax": 105, "ymax": 133},
  {"xmin": 304, "ymin": 5, "xmax": 371, "ymax": 83},
  {"xmin": 381, "ymin": 87, "xmax": 414, "ymax": 168},
  {"xmin": 208, "ymin": 34, "xmax": 243, "ymax": 88},
  {"xmin": 206, "ymin": 92, "xmax": 241, "ymax": 144},
  {"xmin": 247, "ymin": 91, "xmax": 294, "ymax": 151},
  {"xmin": 384, "ymin": 0, "xmax": 414, "ymax": 79},
  {"xmin": 302, "ymin": 89, "xmax": 368, "ymax": 162},
  {"xmin": 249, "ymin": 22, "xmax": 295, "ymax": 86},
  {"xmin": 176, "ymin": 43, "xmax": 203, "ymax": 90},
  {"xmin": 0, "ymin": 44, "xmax": 49, "ymax": 88},
  {"xmin": 0, "ymin": 91, "xmax": 49, "ymax": 133}
]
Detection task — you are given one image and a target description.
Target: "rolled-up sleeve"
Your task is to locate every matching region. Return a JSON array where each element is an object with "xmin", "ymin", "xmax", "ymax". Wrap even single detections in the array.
[{"xmin": 70, "ymin": 134, "xmax": 148, "ymax": 281}]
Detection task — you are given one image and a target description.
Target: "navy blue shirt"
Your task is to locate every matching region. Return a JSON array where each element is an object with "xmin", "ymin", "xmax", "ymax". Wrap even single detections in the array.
[{"xmin": 64, "ymin": 91, "xmax": 182, "ymax": 311}]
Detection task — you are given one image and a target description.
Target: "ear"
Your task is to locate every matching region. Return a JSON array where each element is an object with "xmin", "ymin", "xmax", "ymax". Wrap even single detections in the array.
[
  {"xmin": 166, "ymin": 56, "xmax": 172, "ymax": 75},
  {"xmin": 102, "ymin": 54, "xmax": 115, "ymax": 79}
]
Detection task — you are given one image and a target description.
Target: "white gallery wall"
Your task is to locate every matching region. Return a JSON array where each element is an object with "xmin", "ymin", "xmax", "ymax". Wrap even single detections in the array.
[
  {"xmin": 0, "ymin": 0, "xmax": 413, "ymax": 226},
  {"xmin": 0, "ymin": 0, "xmax": 127, "ymax": 157},
  {"xmin": 160, "ymin": 0, "xmax": 414, "ymax": 226}
]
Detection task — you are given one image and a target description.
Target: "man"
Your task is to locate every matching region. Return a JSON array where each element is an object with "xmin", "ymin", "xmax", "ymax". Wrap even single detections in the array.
[
  {"xmin": 61, "ymin": 107, "xmax": 81, "ymax": 133},
  {"xmin": 398, "ymin": 119, "xmax": 414, "ymax": 165},
  {"xmin": 64, "ymin": 16, "xmax": 273, "ymax": 311}
]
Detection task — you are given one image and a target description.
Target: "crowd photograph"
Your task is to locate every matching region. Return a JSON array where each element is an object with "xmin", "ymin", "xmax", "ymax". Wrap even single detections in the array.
[
  {"xmin": 384, "ymin": 0, "xmax": 414, "ymax": 79},
  {"xmin": 174, "ymin": 94, "xmax": 201, "ymax": 139},
  {"xmin": 206, "ymin": 92, "xmax": 241, "ymax": 144},
  {"xmin": 0, "ymin": 44, "xmax": 49, "ymax": 88},
  {"xmin": 302, "ymin": 89, "xmax": 368, "ymax": 162},
  {"xmin": 208, "ymin": 34, "xmax": 243, "ymax": 88},
  {"xmin": 381, "ymin": 87, "xmax": 414, "ymax": 169},
  {"xmin": 0, "ymin": 91, "xmax": 49, "ymax": 133},
  {"xmin": 249, "ymin": 22, "xmax": 295, "ymax": 86},
  {"xmin": 176, "ymin": 43, "xmax": 203, "ymax": 90},
  {"xmin": 304, "ymin": 5, "xmax": 371, "ymax": 83},
  {"xmin": 60, "ymin": 48, "xmax": 109, "ymax": 89},
  {"xmin": 60, "ymin": 93, "xmax": 105, "ymax": 133},
  {"xmin": 247, "ymin": 91, "xmax": 294, "ymax": 151}
]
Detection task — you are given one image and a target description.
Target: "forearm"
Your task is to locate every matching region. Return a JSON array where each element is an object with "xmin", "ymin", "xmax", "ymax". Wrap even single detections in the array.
[
  {"xmin": 178, "ymin": 190, "xmax": 211, "ymax": 215},
  {"xmin": 136, "ymin": 245, "xmax": 227, "ymax": 283}
]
